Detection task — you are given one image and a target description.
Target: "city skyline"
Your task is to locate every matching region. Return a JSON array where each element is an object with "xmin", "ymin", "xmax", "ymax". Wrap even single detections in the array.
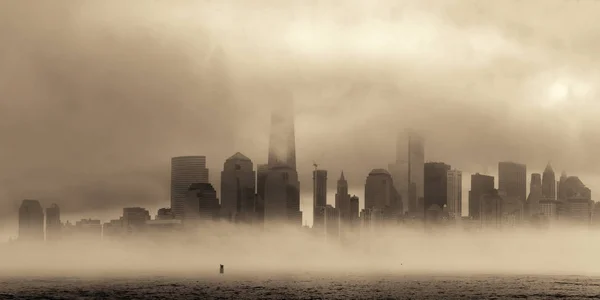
[{"xmin": 2, "ymin": 0, "xmax": 600, "ymax": 238}]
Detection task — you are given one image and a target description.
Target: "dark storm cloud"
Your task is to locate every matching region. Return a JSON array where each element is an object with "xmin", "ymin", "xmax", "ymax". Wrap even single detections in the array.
[{"xmin": 1, "ymin": 0, "xmax": 600, "ymax": 231}]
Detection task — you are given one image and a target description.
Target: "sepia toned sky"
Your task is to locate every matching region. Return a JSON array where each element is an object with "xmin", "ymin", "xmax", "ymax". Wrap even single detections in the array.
[{"xmin": 1, "ymin": 0, "xmax": 599, "ymax": 234}]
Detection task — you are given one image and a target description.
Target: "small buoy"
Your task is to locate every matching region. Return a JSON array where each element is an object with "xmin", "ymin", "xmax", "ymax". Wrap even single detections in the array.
[{"xmin": 220, "ymin": 264, "xmax": 224, "ymax": 274}]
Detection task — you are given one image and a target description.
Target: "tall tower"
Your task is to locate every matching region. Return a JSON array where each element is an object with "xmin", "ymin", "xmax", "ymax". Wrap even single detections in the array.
[
  {"xmin": 171, "ymin": 156, "xmax": 209, "ymax": 219},
  {"xmin": 364, "ymin": 169, "xmax": 402, "ymax": 215},
  {"xmin": 264, "ymin": 93, "xmax": 302, "ymax": 227},
  {"xmin": 45, "ymin": 204, "xmax": 61, "ymax": 241},
  {"xmin": 469, "ymin": 173, "xmax": 495, "ymax": 220},
  {"xmin": 498, "ymin": 162, "xmax": 527, "ymax": 202},
  {"xmin": 388, "ymin": 129, "xmax": 424, "ymax": 214},
  {"xmin": 19, "ymin": 199, "xmax": 44, "ymax": 241},
  {"xmin": 220, "ymin": 152, "xmax": 256, "ymax": 223},
  {"xmin": 542, "ymin": 162, "xmax": 556, "ymax": 200},
  {"xmin": 335, "ymin": 171, "xmax": 351, "ymax": 225},
  {"xmin": 527, "ymin": 173, "xmax": 543, "ymax": 216},
  {"xmin": 446, "ymin": 169, "xmax": 462, "ymax": 218},
  {"xmin": 268, "ymin": 96, "xmax": 296, "ymax": 170},
  {"xmin": 424, "ymin": 162, "xmax": 451, "ymax": 210},
  {"xmin": 312, "ymin": 169, "xmax": 328, "ymax": 229}
]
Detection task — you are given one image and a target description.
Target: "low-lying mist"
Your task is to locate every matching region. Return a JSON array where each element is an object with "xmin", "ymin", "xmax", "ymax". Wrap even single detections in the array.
[{"xmin": 2, "ymin": 223, "xmax": 600, "ymax": 278}]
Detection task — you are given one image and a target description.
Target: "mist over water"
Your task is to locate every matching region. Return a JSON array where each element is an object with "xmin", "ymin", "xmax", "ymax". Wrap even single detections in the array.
[{"xmin": 2, "ymin": 223, "xmax": 600, "ymax": 278}]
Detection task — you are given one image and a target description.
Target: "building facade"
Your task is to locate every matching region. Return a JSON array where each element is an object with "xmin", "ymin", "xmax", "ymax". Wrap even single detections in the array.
[
  {"xmin": 469, "ymin": 173, "xmax": 495, "ymax": 220},
  {"xmin": 19, "ymin": 199, "xmax": 44, "ymax": 241},
  {"xmin": 220, "ymin": 152, "xmax": 256, "ymax": 223},
  {"xmin": 312, "ymin": 169, "xmax": 328, "ymax": 229},
  {"xmin": 446, "ymin": 169, "xmax": 462, "ymax": 219},
  {"xmin": 498, "ymin": 162, "xmax": 527, "ymax": 202},
  {"xmin": 171, "ymin": 156, "xmax": 209, "ymax": 219},
  {"xmin": 364, "ymin": 169, "xmax": 402, "ymax": 217},
  {"xmin": 388, "ymin": 129, "xmax": 424, "ymax": 214},
  {"xmin": 542, "ymin": 162, "xmax": 556, "ymax": 200},
  {"xmin": 45, "ymin": 203, "xmax": 61, "ymax": 241},
  {"xmin": 424, "ymin": 162, "xmax": 451, "ymax": 210}
]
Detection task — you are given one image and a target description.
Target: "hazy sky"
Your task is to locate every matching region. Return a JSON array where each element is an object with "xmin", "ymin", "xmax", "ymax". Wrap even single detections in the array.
[{"xmin": 1, "ymin": 0, "xmax": 599, "ymax": 233}]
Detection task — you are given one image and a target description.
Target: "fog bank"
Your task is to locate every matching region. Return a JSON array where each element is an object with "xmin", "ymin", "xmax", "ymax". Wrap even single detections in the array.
[{"xmin": 2, "ymin": 225, "xmax": 600, "ymax": 277}]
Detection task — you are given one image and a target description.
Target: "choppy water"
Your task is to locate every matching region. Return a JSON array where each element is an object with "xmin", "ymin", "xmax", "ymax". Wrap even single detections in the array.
[{"xmin": 1, "ymin": 274, "xmax": 600, "ymax": 299}]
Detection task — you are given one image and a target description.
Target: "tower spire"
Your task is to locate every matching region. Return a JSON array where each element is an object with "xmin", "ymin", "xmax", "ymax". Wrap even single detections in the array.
[{"xmin": 267, "ymin": 92, "xmax": 296, "ymax": 170}]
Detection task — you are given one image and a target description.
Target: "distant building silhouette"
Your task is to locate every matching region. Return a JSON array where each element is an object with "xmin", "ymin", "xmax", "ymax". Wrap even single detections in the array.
[
  {"xmin": 469, "ymin": 173, "xmax": 495, "ymax": 220},
  {"xmin": 156, "ymin": 208, "xmax": 174, "ymax": 220},
  {"xmin": 566, "ymin": 198, "xmax": 592, "ymax": 226},
  {"xmin": 527, "ymin": 173, "xmax": 543, "ymax": 217},
  {"xmin": 171, "ymin": 156, "xmax": 209, "ymax": 219},
  {"xmin": 349, "ymin": 195, "xmax": 360, "ymax": 228},
  {"xmin": 264, "ymin": 94, "xmax": 302, "ymax": 227},
  {"xmin": 446, "ymin": 169, "xmax": 462, "ymax": 219},
  {"xmin": 123, "ymin": 207, "xmax": 151, "ymax": 234},
  {"xmin": 267, "ymin": 94, "xmax": 297, "ymax": 170},
  {"xmin": 388, "ymin": 129, "xmax": 424, "ymax": 215},
  {"xmin": 256, "ymin": 164, "xmax": 269, "ymax": 225},
  {"xmin": 499, "ymin": 191, "xmax": 525, "ymax": 228},
  {"xmin": 263, "ymin": 165, "xmax": 302, "ymax": 227},
  {"xmin": 424, "ymin": 162, "xmax": 451, "ymax": 210},
  {"xmin": 480, "ymin": 189, "xmax": 502, "ymax": 230},
  {"xmin": 102, "ymin": 218, "xmax": 124, "ymax": 239},
  {"xmin": 185, "ymin": 183, "xmax": 220, "ymax": 224},
  {"xmin": 542, "ymin": 162, "xmax": 556, "ymax": 200},
  {"xmin": 74, "ymin": 219, "xmax": 102, "ymax": 238},
  {"xmin": 221, "ymin": 152, "xmax": 256, "ymax": 223},
  {"xmin": 18, "ymin": 199, "xmax": 44, "ymax": 241},
  {"xmin": 498, "ymin": 162, "xmax": 527, "ymax": 203},
  {"xmin": 312, "ymin": 169, "xmax": 328, "ymax": 229},
  {"xmin": 45, "ymin": 203, "xmax": 61, "ymax": 241},
  {"xmin": 335, "ymin": 172, "xmax": 352, "ymax": 226},
  {"xmin": 364, "ymin": 169, "xmax": 402, "ymax": 220},
  {"xmin": 558, "ymin": 171, "xmax": 568, "ymax": 201}
]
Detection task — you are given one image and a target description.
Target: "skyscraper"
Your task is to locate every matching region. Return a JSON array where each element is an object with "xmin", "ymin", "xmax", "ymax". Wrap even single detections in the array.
[
  {"xmin": 498, "ymin": 162, "xmax": 527, "ymax": 202},
  {"xmin": 350, "ymin": 195, "xmax": 360, "ymax": 226},
  {"xmin": 185, "ymin": 183, "xmax": 220, "ymax": 223},
  {"xmin": 171, "ymin": 156, "xmax": 209, "ymax": 219},
  {"xmin": 480, "ymin": 189, "xmax": 503, "ymax": 230},
  {"xmin": 335, "ymin": 172, "xmax": 351, "ymax": 225},
  {"xmin": 267, "ymin": 96, "xmax": 296, "ymax": 170},
  {"xmin": 469, "ymin": 173, "xmax": 495, "ymax": 220},
  {"xmin": 122, "ymin": 207, "xmax": 151, "ymax": 234},
  {"xmin": 364, "ymin": 169, "xmax": 402, "ymax": 217},
  {"xmin": 45, "ymin": 204, "xmax": 61, "ymax": 241},
  {"xmin": 446, "ymin": 169, "xmax": 462, "ymax": 218},
  {"xmin": 312, "ymin": 169, "xmax": 328, "ymax": 229},
  {"xmin": 19, "ymin": 199, "xmax": 44, "ymax": 241},
  {"xmin": 264, "ymin": 165, "xmax": 301, "ymax": 227},
  {"xmin": 424, "ymin": 162, "xmax": 451, "ymax": 210},
  {"xmin": 388, "ymin": 129, "xmax": 424, "ymax": 214},
  {"xmin": 221, "ymin": 152, "xmax": 256, "ymax": 223},
  {"xmin": 542, "ymin": 162, "xmax": 556, "ymax": 200},
  {"xmin": 264, "ymin": 93, "xmax": 302, "ymax": 226},
  {"xmin": 256, "ymin": 164, "xmax": 269, "ymax": 224},
  {"xmin": 558, "ymin": 171, "xmax": 568, "ymax": 201},
  {"xmin": 527, "ymin": 173, "xmax": 543, "ymax": 216}
]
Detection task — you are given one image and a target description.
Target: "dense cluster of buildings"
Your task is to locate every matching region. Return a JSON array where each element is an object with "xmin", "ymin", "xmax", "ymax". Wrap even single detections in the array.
[{"xmin": 14, "ymin": 98, "xmax": 599, "ymax": 242}]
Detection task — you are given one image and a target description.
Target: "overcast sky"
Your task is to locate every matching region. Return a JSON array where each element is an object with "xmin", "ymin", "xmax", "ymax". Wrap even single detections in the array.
[{"xmin": 1, "ymin": 0, "xmax": 599, "ymax": 235}]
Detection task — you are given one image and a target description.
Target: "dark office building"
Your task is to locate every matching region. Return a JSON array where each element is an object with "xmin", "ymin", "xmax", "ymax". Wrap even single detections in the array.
[
  {"xmin": 19, "ymin": 199, "xmax": 44, "ymax": 241},
  {"xmin": 469, "ymin": 173, "xmax": 495, "ymax": 220},
  {"xmin": 186, "ymin": 183, "xmax": 220, "ymax": 222},
  {"xmin": 498, "ymin": 162, "xmax": 527, "ymax": 202},
  {"xmin": 45, "ymin": 203, "xmax": 61, "ymax": 241},
  {"xmin": 424, "ymin": 162, "xmax": 451, "ymax": 210},
  {"xmin": 313, "ymin": 169, "xmax": 328, "ymax": 229}
]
